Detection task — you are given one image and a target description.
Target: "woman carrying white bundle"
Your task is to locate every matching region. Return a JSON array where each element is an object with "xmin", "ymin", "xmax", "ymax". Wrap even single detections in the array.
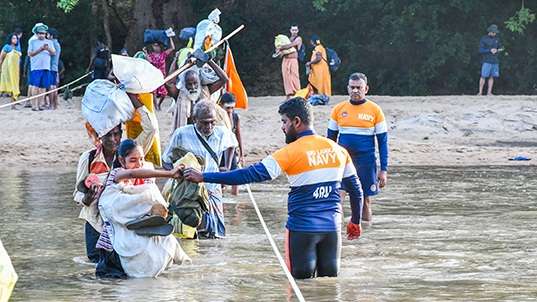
[{"xmin": 97, "ymin": 139, "xmax": 190, "ymax": 278}]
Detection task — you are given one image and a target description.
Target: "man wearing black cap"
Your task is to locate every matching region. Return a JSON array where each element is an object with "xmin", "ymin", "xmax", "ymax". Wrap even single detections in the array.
[{"xmin": 478, "ymin": 24, "xmax": 502, "ymax": 96}]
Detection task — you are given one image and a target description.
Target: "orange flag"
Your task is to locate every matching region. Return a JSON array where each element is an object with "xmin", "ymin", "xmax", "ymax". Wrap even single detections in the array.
[{"xmin": 224, "ymin": 46, "xmax": 248, "ymax": 109}]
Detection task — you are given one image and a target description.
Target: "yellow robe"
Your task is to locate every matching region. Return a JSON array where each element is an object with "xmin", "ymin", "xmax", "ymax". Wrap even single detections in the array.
[
  {"xmin": 0, "ymin": 47, "xmax": 21, "ymax": 99},
  {"xmin": 125, "ymin": 93, "xmax": 162, "ymax": 167},
  {"xmin": 307, "ymin": 44, "xmax": 331, "ymax": 96}
]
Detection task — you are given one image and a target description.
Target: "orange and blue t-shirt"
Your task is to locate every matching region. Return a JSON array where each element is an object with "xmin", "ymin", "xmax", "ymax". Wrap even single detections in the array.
[
  {"xmin": 327, "ymin": 99, "xmax": 389, "ymax": 171},
  {"xmin": 203, "ymin": 130, "xmax": 363, "ymax": 232}
]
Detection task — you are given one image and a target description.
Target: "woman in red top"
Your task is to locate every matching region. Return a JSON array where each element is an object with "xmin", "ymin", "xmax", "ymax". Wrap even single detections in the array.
[{"xmin": 146, "ymin": 37, "xmax": 175, "ymax": 110}]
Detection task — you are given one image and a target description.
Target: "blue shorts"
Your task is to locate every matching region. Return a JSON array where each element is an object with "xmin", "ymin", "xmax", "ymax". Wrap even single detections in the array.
[
  {"xmin": 49, "ymin": 71, "xmax": 58, "ymax": 86},
  {"xmin": 356, "ymin": 164, "xmax": 379, "ymax": 197},
  {"xmin": 29, "ymin": 70, "xmax": 51, "ymax": 89},
  {"xmin": 481, "ymin": 63, "xmax": 499, "ymax": 78},
  {"xmin": 341, "ymin": 161, "xmax": 379, "ymax": 196}
]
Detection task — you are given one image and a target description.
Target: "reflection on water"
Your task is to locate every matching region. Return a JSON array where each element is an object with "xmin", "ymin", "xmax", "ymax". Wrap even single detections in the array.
[{"xmin": 1, "ymin": 167, "xmax": 536, "ymax": 301}]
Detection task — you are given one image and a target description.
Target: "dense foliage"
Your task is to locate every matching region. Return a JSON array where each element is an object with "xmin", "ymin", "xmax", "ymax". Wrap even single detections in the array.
[{"xmin": 1, "ymin": 0, "xmax": 535, "ymax": 96}]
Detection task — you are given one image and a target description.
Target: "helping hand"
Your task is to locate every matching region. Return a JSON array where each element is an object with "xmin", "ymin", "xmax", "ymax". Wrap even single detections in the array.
[
  {"xmin": 170, "ymin": 164, "xmax": 185, "ymax": 179},
  {"xmin": 346, "ymin": 221, "xmax": 362, "ymax": 240},
  {"xmin": 183, "ymin": 167, "xmax": 204, "ymax": 183}
]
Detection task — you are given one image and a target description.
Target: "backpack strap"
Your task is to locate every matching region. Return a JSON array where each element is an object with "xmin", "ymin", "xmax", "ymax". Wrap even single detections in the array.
[{"xmin": 194, "ymin": 128, "xmax": 219, "ymax": 165}]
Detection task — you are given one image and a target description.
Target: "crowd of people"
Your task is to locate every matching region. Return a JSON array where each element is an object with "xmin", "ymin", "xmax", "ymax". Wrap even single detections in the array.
[
  {"xmin": 0, "ymin": 23, "xmax": 63, "ymax": 110},
  {"xmin": 74, "ymin": 47, "xmax": 388, "ymax": 279},
  {"xmin": 0, "ymin": 13, "xmax": 512, "ymax": 302},
  {"xmin": 0, "ymin": 16, "xmax": 502, "ymax": 285},
  {"xmin": 68, "ymin": 9, "xmax": 392, "ymax": 280}
]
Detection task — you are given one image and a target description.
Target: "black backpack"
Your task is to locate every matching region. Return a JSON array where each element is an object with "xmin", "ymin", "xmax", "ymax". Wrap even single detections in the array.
[
  {"xmin": 325, "ymin": 48, "xmax": 341, "ymax": 72},
  {"xmin": 298, "ymin": 44, "xmax": 307, "ymax": 62}
]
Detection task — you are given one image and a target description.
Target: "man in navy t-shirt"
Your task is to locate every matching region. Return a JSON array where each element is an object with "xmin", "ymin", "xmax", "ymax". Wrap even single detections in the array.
[{"xmin": 478, "ymin": 24, "xmax": 502, "ymax": 96}]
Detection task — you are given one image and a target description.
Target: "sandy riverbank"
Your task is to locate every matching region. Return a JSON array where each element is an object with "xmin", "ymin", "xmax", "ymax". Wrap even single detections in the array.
[{"xmin": 1, "ymin": 95, "xmax": 536, "ymax": 170}]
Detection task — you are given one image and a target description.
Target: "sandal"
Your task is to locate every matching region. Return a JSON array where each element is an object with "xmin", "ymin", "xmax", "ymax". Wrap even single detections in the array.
[
  {"xmin": 126, "ymin": 214, "xmax": 167, "ymax": 230},
  {"xmin": 134, "ymin": 224, "xmax": 174, "ymax": 237}
]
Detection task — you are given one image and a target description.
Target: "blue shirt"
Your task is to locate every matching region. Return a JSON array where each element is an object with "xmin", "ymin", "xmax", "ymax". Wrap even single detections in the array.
[
  {"xmin": 50, "ymin": 39, "xmax": 61, "ymax": 72},
  {"xmin": 203, "ymin": 131, "xmax": 364, "ymax": 231},
  {"xmin": 479, "ymin": 35, "xmax": 501, "ymax": 64},
  {"xmin": 28, "ymin": 38, "xmax": 55, "ymax": 71}
]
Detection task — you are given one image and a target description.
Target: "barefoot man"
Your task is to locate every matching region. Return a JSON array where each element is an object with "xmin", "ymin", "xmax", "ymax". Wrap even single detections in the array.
[{"xmin": 327, "ymin": 72, "xmax": 388, "ymax": 225}]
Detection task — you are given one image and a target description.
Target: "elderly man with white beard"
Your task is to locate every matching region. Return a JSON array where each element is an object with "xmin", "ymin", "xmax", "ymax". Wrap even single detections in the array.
[
  {"xmin": 162, "ymin": 100, "xmax": 238, "ymax": 239},
  {"xmin": 167, "ymin": 58, "xmax": 229, "ymax": 131}
]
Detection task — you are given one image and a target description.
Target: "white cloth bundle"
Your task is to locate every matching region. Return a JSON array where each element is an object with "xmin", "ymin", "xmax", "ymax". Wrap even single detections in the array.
[
  {"xmin": 81, "ymin": 79, "xmax": 135, "ymax": 137},
  {"xmin": 99, "ymin": 182, "xmax": 190, "ymax": 278},
  {"xmin": 112, "ymin": 54, "xmax": 164, "ymax": 94}
]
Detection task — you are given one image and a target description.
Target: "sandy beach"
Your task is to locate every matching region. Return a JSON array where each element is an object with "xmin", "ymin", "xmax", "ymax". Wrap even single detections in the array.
[{"xmin": 1, "ymin": 95, "xmax": 536, "ymax": 170}]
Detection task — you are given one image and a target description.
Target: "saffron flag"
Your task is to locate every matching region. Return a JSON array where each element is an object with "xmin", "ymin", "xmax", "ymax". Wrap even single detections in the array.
[{"xmin": 224, "ymin": 46, "xmax": 248, "ymax": 109}]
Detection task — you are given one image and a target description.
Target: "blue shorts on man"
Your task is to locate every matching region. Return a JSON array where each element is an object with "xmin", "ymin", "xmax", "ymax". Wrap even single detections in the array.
[
  {"xmin": 481, "ymin": 63, "xmax": 499, "ymax": 78},
  {"xmin": 29, "ymin": 69, "xmax": 51, "ymax": 88},
  {"xmin": 355, "ymin": 163, "xmax": 379, "ymax": 196},
  {"xmin": 49, "ymin": 70, "xmax": 58, "ymax": 86}
]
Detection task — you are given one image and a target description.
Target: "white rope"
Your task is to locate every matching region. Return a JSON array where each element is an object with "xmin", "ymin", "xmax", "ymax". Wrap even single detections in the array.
[
  {"xmin": 0, "ymin": 72, "xmax": 91, "ymax": 109},
  {"xmin": 245, "ymin": 184, "xmax": 306, "ymax": 302}
]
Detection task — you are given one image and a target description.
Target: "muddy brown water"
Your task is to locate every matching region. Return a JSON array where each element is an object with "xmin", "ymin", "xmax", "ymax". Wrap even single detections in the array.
[{"xmin": 1, "ymin": 166, "xmax": 536, "ymax": 301}]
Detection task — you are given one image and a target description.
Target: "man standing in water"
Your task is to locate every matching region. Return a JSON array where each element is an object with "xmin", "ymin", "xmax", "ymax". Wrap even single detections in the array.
[
  {"xmin": 162, "ymin": 100, "xmax": 237, "ymax": 239},
  {"xmin": 183, "ymin": 98, "xmax": 363, "ymax": 279},
  {"xmin": 327, "ymin": 72, "xmax": 388, "ymax": 225}
]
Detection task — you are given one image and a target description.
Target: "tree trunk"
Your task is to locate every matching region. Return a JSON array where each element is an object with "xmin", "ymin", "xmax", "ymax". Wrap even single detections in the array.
[
  {"xmin": 101, "ymin": 0, "xmax": 113, "ymax": 48},
  {"xmin": 124, "ymin": 0, "xmax": 195, "ymax": 53},
  {"xmin": 87, "ymin": 0, "xmax": 99, "ymax": 66}
]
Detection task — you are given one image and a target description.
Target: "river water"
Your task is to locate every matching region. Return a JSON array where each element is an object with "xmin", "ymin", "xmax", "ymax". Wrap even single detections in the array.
[{"xmin": 1, "ymin": 166, "xmax": 536, "ymax": 301}]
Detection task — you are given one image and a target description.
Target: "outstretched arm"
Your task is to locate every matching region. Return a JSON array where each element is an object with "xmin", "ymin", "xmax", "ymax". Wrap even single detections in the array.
[
  {"xmin": 184, "ymin": 162, "xmax": 273, "ymax": 185},
  {"xmin": 113, "ymin": 166, "xmax": 182, "ymax": 183}
]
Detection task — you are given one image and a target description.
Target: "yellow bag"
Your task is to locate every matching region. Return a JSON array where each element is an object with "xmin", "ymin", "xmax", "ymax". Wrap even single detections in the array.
[
  {"xmin": 0, "ymin": 239, "xmax": 17, "ymax": 302},
  {"xmin": 170, "ymin": 214, "xmax": 197, "ymax": 239},
  {"xmin": 125, "ymin": 93, "xmax": 162, "ymax": 167}
]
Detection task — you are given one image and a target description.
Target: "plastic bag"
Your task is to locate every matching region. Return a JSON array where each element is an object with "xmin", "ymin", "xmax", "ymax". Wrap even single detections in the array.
[
  {"xmin": 179, "ymin": 27, "xmax": 196, "ymax": 41},
  {"xmin": 193, "ymin": 9, "xmax": 222, "ymax": 50},
  {"xmin": 143, "ymin": 29, "xmax": 169, "ymax": 48},
  {"xmin": 81, "ymin": 79, "xmax": 135, "ymax": 137},
  {"xmin": 111, "ymin": 54, "xmax": 164, "ymax": 94},
  {"xmin": 0, "ymin": 239, "xmax": 17, "ymax": 302},
  {"xmin": 308, "ymin": 94, "xmax": 330, "ymax": 106}
]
